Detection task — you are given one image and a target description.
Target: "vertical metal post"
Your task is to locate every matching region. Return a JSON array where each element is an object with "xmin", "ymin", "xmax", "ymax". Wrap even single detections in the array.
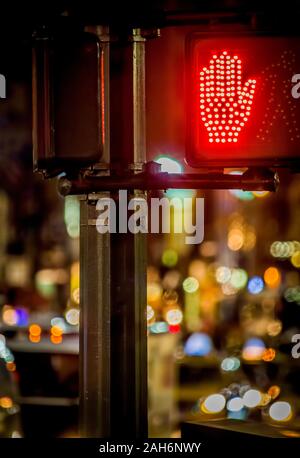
[
  {"xmin": 80, "ymin": 27, "xmax": 148, "ymax": 438},
  {"xmin": 80, "ymin": 26, "xmax": 111, "ymax": 438},
  {"xmin": 109, "ymin": 28, "xmax": 148, "ymax": 438},
  {"xmin": 80, "ymin": 195, "xmax": 111, "ymax": 437}
]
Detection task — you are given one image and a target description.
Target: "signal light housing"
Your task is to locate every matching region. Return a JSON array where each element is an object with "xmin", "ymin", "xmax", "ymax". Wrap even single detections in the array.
[
  {"xmin": 32, "ymin": 30, "xmax": 103, "ymax": 176},
  {"xmin": 186, "ymin": 33, "xmax": 300, "ymax": 168}
]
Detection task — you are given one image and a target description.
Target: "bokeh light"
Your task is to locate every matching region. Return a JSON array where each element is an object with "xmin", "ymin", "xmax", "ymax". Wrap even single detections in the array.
[
  {"xmin": 291, "ymin": 251, "xmax": 300, "ymax": 268},
  {"xmin": 262, "ymin": 348, "xmax": 276, "ymax": 362},
  {"xmin": 182, "ymin": 277, "xmax": 199, "ymax": 293},
  {"xmin": 184, "ymin": 333, "xmax": 213, "ymax": 356},
  {"xmin": 242, "ymin": 389, "xmax": 262, "ymax": 408},
  {"xmin": 2, "ymin": 306, "xmax": 18, "ymax": 326},
  {"xmin": 269, "ymin": 402, "xmax": 292, "ymax": 422},
  {"xmin": 227, "ymin": 397, "xmax": 244, "ymax": 412},
  {"xmin": 65, "ymin": 308, "xmax": 80, "ymax": 326},
  {"xmin": 216, "ymin": 266, "xmax": 231, "ymax": 284},
  {"xmin": 264, "ymin": 267, "xmax": 281, "ymax": 288},
  {"xmin": 230, "ymin": 268, "xmax": 248, "ymax": 289},
  {"xmin": 147, "ymin": 305, "xmax": 155, "ymax": 322},
  {"xmin": 247, "ymin": 276, "xmax": 264, "ymax": 294},
  {"xmin": 165, "ymin": 308, "xmax": 183, "ymax": 326},
  {"xmin": 242, "ymin": 338, "xmax": 265, "ymax": 361},
  {"xmin": 154, "ymin": 155, "xmax": 183, "ymax": 174},
  {"xmin": 268, "ymin": 385, "xmax": 281, "ymax": 400},
  {"xmin": 221, "ymin": 357, "xmax": 240, "ymax": 372},
  {"xmin": 161, "ymin": 249, "xmax": 178, "ymax": 268},
  {"xmin": 202, "ymin": 394, "xmax": 226, "ymax": 414}
]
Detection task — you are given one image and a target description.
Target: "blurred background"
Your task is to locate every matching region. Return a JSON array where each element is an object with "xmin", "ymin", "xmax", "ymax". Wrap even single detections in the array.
[{"xmin": 0, "ymin": 7, "xmax": 300, "ymax": 440}]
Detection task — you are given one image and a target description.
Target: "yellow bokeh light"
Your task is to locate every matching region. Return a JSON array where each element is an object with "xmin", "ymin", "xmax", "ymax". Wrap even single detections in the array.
[
  {"xmin": 0, "ymin": 397, "xmax": 13, "ymax": 409},
  {"xmin": 264, "ymin": 267, "xmax": 281, "ymax": 288},
  {"xmin": 253, "ymin": 190, "xmax": 270, "ymax": 198},
  {"xmin": 2, "ymin": 308, "xmax": 18, "ymax": 326},
  {"xmin": 267, "ymin": 320, "xmax": 282, "ymax": 337},
  {"xmin": 280, "ymin": 430, "xmax": 300, "ymax": 438},
  {"xmin": 260, "ymin": 393, "xmax": 272, "ymax": 406},
  {"xmin": 29, "ymin": 324, "xmax": 42, "ymax": 337},
  {"xmin": 227, "ymin": 229, "xmax": 244, "ymax": 251},
  {"xmin": 6, "ymin": 362, "xmax": 16, "ymax": 372},
  {"xmin": 268, "ymin": 385, "xmax": 281, "ymax": 400},
  {"xmin": 243, "ymin": 230, "xmax": 257, "ymax": 252},
  {"xmin": 291, "ymin": 251, "xmax": 300, "ymax": 268},
  {"xmin": 72, "ymin": 287, "xmax": 80, "ymax": 304},
  {"xmin": 51, "ymin": 325, "xmax": 63, "ymax": 337},
  {"xmin": 147, "ymin": 283, "xmax": 162, "ymax": 303},
  {"xmin": 51, "ymin": 335, "xmax": 62, "ymax": 345},
  {"xmin": 29, "ymin": 334, "xmax": 40, "ymax": 343},
  {"xmin": 262, "ymin": 348, "xmax": 276, "ymax": 362}
]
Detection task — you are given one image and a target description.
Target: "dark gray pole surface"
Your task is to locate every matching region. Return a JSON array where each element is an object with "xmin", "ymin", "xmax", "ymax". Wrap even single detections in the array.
[{"xmin": 79, "ymin": 28, "xmax": 148, "ymax": 438}]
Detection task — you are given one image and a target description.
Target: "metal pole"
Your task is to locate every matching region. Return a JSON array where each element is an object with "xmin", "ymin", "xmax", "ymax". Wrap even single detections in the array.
[
  {"xmin": 79, "ymin": 26, "xmax": 111, "ymax": 438},
  {"xmin": 109, "ymin": 28, "xmax": 148, "ymax": 438},
  {"xmin": 79, "ymin": 27, "xmax": 148, "ymax": 438},
  {"xmin": 79, "ymin": 195, "xmax": 111, "ymax": 437}
]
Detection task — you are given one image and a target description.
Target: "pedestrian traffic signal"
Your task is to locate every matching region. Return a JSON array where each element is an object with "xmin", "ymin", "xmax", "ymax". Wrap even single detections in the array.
[
  {"xmin": 186, "ymin": 34, "xmax": 300, "ymax": 167},
  {"xmin": 32, "ymin": 30, "xmax": 103, "ymax": 176}
]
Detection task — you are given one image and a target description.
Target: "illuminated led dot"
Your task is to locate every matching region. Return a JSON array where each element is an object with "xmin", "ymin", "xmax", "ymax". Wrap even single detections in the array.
[
  {"xmin": 228, "ymin": 138, "xmax": 232, "ymax": 142},
  {"xmin": 221, "ymin": 139, "xmax": 226, "ymax": 143},
  {"xmin": 216, "ymin": 138, "xmax": 220, "ymax": 143},
  {"xmin": 233, "ymin": 138, "xmax": 237, "ymax": 142},
  {"xmin": 209, "ymin": 138, "xmax": 213, "ymax": 143}
]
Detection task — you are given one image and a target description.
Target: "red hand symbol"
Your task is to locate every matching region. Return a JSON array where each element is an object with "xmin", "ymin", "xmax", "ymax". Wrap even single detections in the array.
[{"xmin": 199, "ymin": 51, "xmax": 256, "ymax": 143}]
